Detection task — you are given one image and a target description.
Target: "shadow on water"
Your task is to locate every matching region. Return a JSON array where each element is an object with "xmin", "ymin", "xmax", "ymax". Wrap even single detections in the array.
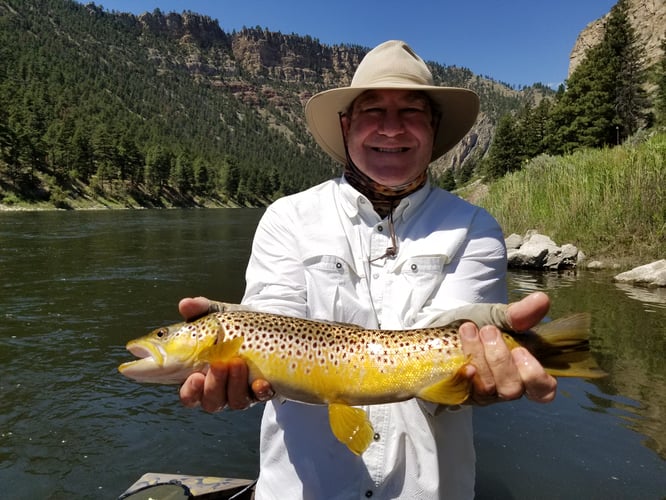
[{"xmin": 1, "ymin": 210, "xmax": 664, "ymax": 498}]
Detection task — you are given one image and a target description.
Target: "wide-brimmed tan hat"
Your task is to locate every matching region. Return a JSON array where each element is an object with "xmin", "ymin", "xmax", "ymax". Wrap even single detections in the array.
[{"xmin": 305, "ymin": 40, "xmax": 480, "ymax": 164}]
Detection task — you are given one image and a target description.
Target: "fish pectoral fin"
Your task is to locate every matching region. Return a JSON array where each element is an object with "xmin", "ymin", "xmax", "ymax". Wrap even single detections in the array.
[
  {"xmin": 417, "ymin": 364, "xmax": 471, "ymax": 405},
  {"xmin": 200, "ymin": 336, "xmax": 244, "ymax": 365},
  {"xmin": 328, "ymin": 403, "xmax": 374, "ymax": 456}
]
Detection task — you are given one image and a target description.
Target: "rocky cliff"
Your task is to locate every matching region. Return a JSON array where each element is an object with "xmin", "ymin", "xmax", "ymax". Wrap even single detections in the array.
[
  {"xmin": 128, "ymin": 12, "xmax": 534, "ymax": 177},
  {"xmin": 569, "ymin": 0, "xmax": 666, "ymax": 78}
]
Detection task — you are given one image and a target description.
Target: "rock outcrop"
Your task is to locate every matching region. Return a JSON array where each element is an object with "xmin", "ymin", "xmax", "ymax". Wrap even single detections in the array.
[
  {"xmin": 569, "ymin": 0, "xmax": 666, "ymax": 79},
  {"xmin": 505, "ymin": 230, "xmax": 583, "ymax": 270}
]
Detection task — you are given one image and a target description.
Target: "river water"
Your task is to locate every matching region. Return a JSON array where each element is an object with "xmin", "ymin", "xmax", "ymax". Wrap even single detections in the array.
[{"xmin": 0, "ymin": 209, "xmax": 664, "ymax": 499}]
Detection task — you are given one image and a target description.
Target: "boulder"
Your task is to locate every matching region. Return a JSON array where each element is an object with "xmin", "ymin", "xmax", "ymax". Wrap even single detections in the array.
[
  {"xmin": 506, "ymin": 230, "xmax": 582, "ymax": 270},
  {"xmin": 504, "ymin": 233, "xmax": 523, "ymax": 250},
  {"xmin": 613, "ymin": 260, "xmax": 666, "ymax": 288}
]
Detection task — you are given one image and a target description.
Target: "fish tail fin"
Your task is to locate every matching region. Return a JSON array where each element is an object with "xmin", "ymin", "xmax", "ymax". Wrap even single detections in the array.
[
  {"xmin": 200, "ymin": 336, "xmax": 244, "ymax": 365},
  {"xmin": 328, "ymin": 403, "xmax": 374, "ymax": 456},
  {"xmin": 506, "ymin": 313, "xmax": 606, "ymax": 379},
  {"xmin": 417, "ymin": 361, "xmax": 472, "ymax": 405}
]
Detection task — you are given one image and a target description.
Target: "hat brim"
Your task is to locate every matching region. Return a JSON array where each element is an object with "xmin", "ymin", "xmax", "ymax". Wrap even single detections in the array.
[{"xmin": 305, "ymin": 85, "xmax": 480, "ymax": 164}]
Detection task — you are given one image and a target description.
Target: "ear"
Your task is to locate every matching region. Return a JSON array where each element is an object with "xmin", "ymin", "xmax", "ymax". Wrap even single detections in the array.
[{"xmin": 339, "ymin": 112, "xmax": 351, "ymax": 141}]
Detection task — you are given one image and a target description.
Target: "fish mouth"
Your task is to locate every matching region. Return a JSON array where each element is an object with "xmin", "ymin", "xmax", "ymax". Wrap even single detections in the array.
[
  {"xmin": 118, "ymin": 340, "xmax": 167, "ymax": 382},
  {"xmin": 125, "ymin": 339, "xmax": 165, "ymax": 365}
]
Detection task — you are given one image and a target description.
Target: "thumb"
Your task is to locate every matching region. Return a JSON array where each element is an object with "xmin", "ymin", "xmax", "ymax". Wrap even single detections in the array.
[{"xmin": 507, "ymin": 292, "xmax": 550, "ymax": 332}]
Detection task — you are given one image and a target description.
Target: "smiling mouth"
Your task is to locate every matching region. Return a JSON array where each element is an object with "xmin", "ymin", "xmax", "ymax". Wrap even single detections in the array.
[{"xmin": 373, "ymin": 147, "xmax": 409, "ymax": 153}]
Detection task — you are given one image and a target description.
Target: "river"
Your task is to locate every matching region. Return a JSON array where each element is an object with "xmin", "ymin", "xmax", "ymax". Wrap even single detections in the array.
[{"xmin": 0, "ymin": 209, "xmax": 664, "ymax": 499}]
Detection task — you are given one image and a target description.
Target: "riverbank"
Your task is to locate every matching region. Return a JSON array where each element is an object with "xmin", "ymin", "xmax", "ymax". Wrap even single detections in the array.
[
  {"xmin": 477, "ymin": 132, "xmax": 665, "ymax": 267},
  {"xmin": 3, "ymin": 134, "xmax": 663, "ymax": 269}
]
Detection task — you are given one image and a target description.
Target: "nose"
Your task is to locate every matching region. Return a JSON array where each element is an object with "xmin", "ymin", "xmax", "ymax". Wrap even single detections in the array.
[{"xmin": 378, "ymin": 110, "xmax": 404, "ymax": 136}]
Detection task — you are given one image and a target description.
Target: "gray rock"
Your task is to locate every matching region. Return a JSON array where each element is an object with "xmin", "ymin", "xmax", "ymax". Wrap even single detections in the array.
[
  {"xmin": 505, "ymin": 233, "xmax": 523, "ymax": 250},
  {"xmin": 505, "ymin": 230, "xmax": 582, "ymax": 270},
  {"xmin": 614, "ymin": 260, "xmax": 666, "ymax": 287}
]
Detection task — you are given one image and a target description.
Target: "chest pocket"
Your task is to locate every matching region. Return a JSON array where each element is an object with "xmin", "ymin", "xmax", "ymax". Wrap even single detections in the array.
[
  {"xmin": 391, "ymin": 256, "xmax": 448, "ymax": 323},
  {"xmin": 303, "ymin": 255, "xmax": 367, "ymax": 323}
]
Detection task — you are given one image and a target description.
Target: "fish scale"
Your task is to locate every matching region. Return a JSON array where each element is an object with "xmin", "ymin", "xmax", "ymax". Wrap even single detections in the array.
[
  {"xmin": 210, "ymin": 311, "xmax": 466, "ymax": 404},
  {"xmin": 119, "ymin": 308, "xmax": 605, "ymax": 455}
]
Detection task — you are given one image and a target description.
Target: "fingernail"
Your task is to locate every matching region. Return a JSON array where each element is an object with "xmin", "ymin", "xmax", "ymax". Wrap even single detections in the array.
[
  {"xmin": 512, "ymin": 347, "xmax": 530, "ymax": 365},
  {"xmin": 480, "ymin": 327, "xmax": 498, "ymax": 345},
  {"xmin": 460, "ymin": 323, "xmax": 477, "ymax": 340}
]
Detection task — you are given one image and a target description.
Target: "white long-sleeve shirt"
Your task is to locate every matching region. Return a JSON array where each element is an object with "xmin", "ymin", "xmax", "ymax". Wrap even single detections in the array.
[{"xmin": 242, "ymin": 177, "xmax": 508, "ymax": 499}]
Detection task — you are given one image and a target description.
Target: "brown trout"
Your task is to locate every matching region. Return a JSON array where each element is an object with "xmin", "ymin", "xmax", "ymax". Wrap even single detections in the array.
[{"xmin": 119, "ymin": 310, "xmax": 605, "ymax": 455}]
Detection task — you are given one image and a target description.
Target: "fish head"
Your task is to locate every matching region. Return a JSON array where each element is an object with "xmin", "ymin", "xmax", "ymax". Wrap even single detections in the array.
[{"xmin": 118, "ymin": 316, "xmax": 221, "ymax": 384}]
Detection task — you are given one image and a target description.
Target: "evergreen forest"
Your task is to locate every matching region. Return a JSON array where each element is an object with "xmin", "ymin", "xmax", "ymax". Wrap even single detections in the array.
[{"xmin": 0, "ymin": 0, "xmax": 664, "ymax": 212}]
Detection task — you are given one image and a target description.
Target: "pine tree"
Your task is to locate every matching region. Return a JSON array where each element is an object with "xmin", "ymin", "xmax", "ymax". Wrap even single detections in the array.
[
  {"xmin": 546, "ymin": 0, "xmax": 648, "ymax": 152},
  {"xmin": 437, "ymin": 168, "xmax": 456, "ymax": 191},
  {"xmin": 607, "ymin": 0, "xmax": 649, "ymax": 137},
  {"xmin": 483, "ymin": 114, "xmax": 522, "ymax": 180}
]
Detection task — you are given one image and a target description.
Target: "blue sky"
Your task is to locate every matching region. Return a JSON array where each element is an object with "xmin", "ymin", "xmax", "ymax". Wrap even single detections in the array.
[{"xmin": 96, "ymin": 0, "xmax": 618, "ymax": 88}]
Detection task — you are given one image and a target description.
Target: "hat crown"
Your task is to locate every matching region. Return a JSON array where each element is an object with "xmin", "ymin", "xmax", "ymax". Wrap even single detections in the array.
[{"xmin": 351, "ymin": 40, "xmax": 435, "ymax": 88}]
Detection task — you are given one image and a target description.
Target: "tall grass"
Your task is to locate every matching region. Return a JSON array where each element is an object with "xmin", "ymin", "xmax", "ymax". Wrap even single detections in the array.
[{"xmin": 478, "ymin": 132, "xmax": 665, "ymax": 264}]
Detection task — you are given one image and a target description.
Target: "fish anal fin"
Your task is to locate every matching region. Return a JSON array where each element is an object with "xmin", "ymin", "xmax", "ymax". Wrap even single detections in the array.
[
  {"xmin": 328, "ymin": 403, "xmax": 374, "ymax": 456},
  {"xmin": 417, "ymin": 364, "xmax": 471, "ymax": 405},
  {"xmin": 201, "ymin": 336, "xmax": 244, "ymax": 365}
]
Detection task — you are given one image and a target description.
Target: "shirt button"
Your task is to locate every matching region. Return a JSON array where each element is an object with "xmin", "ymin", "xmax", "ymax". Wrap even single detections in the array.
[
  {"xmin": 377, "ymin": 225, "xmax": 384, "ymax": 232},
  {"xmin": 336, "ymin": 262, "xmax": 342, "ymax": 269},
  {"xmin": 373, "ymin": 433, "xmax": 381, "ymax": 441},
  {"xmin": 372, "ymin": 273, "xmax": 379, "ymax": 279},
  {"xmin": 411, "ymin": 263, "xmax": 418, "ymax": 272},
  {"xmin": 365, "ymin": 490, "xmax": 373, "ymax": 498}
]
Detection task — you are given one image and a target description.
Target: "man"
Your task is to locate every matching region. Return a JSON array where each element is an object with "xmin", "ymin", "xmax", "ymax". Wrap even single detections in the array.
[{"xmin": 179, "ymin": 40, "xmax": 556, "ymax": 499}]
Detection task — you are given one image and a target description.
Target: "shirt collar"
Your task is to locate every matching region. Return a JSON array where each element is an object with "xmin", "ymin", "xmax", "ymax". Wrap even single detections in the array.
[{"xmin": 338, "ymin": 175, "xmax": 432, "ymax": 223}]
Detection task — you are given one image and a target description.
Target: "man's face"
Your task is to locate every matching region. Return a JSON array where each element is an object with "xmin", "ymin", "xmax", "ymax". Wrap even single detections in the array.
[{"xmin": 340, "ymin": 89, "xmax": 436, "ymax": 187}]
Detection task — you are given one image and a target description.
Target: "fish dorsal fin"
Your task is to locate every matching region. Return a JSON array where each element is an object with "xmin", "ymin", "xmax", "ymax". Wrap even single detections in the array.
[
  {"xmin": 417, "ymin": 364, "xmax": 471, "ymax": 405},
  {"xmin": 328, "ymin": 403, "xmax": 374, "ymax": 456},
  {"xmin": 200, "ymin": 336, "xmax": 244, "ymax": 365}
]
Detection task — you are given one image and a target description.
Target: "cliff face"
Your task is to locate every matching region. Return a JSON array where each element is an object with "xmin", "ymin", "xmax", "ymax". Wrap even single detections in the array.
[
  {"xmin": 128, "ymin": 19, "xmax": 523, "ymax": 174},
  {"xmin": 569, "ymin": 0, "xmax": 666, "ymax": 77}
]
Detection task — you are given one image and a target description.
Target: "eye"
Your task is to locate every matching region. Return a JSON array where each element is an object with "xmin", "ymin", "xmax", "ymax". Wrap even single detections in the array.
[
  {"xmin": 156, "ymin": 328, "xmax": 168, "ymax": 338},
  {"xmin": 360, "ymin": 106, "xmax": 383, "ymax": 114},
  {"xmin": 403, "ymin": 106, "xmax": 427, "ymax": 115}
]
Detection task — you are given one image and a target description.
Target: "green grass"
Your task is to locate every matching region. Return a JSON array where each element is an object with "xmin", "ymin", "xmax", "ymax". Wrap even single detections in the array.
[{"xmin": 477, "ymin": 132, "xmax": 666, "ymax": 266}]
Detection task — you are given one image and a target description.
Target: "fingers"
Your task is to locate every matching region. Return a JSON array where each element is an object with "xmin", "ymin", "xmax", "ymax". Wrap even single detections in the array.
[
  {"xmin": 507, "ymin": 292, "xmax": 551, "ymax": 332},
  {"xmin": 179, "ymin": 372, "xmax": 206, "ymax": 408},
  {"xmin": 461, "ymin": 323, "xmax": 522, "ymax": 405},
  {"xmin": 201, "ymin": 363, "xmax": 231, "ymax": 412},
  {"xmin": 511, "ymin": 348, "xmax": 557, "ymax": 403},
  {"xmin": 252, "ymin": 378, "xmax": 276, "ymax": 402},
  {"xmin": 460, "ymin": 321, "xmax": 556, "ymax": 406},
  {"xmin": 178, "ymin": 296, "xmax": 212, "ymax": 321},
  {"xmin": 226, "ymin": 358, "xmax": 254, "ymax": 410},
  {"xmin": 179, "ymin": 358, "xmax": 274, "ymax": 413}
]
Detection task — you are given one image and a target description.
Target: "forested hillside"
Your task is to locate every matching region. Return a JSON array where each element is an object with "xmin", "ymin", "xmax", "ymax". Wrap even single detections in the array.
[{"xmin": 0, "ymin": 0, "xmax": 536, "ymax": 208}]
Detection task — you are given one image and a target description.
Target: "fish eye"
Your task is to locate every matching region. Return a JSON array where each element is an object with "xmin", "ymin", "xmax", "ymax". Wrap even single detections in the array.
[{"xmin": 156, "ymin": 328, "xmax": 168, "ymax": 338}]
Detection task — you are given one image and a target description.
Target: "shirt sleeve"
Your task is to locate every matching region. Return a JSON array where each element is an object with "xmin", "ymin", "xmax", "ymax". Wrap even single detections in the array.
[{"xmin": 241, "ymin": 200, "xmax": 308, "ymax": 318}]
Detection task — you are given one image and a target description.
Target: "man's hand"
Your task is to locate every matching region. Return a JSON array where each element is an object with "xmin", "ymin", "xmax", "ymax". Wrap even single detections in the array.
[
  {"xmin": 460, "ymin": 291, "xmax": 557, "ymax": 405},
  {"xmin": 177, "ymin": 297, "xmax": 274, "ymax": 412}
]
